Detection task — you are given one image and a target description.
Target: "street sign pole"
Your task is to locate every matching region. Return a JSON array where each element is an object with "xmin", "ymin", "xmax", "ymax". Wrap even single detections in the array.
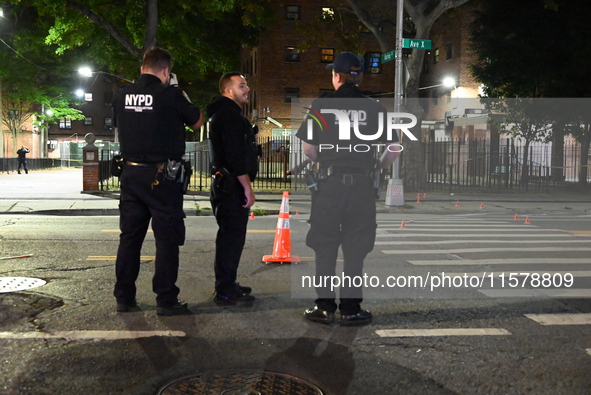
[{"xmin": 385, "ymin": 0, "xmax": 405, "ymax": 207}]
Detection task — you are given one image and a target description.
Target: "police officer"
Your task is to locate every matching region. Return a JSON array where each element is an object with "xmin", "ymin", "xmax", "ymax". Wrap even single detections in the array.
[
  {"xmin": 296, "ymin": 52, "xmax": 400, "ymax": 326},
  {"xmin": 206, "ymin": 72, "xmax": 258, "ymax": 305},
  {"xmin": 112, "ymin": 47, "xmax": 203, "ymax": 316},
  {"xmin": 17, "ymin": 146, "xmax": 30, "ymax": 174}
]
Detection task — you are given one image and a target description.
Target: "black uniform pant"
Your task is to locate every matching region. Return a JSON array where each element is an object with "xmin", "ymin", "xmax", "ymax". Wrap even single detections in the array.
[
  {"xmin": 114, "ymin": 166, "xmax": 186, "ymax": 307},
  {"xmin": 17, "ymin": 160, "xmax": 28, "ymax": 174},
  {"xmin": 211, "ymin": 180, "xmax": 249, "ymax": 295},
  {"xmin": 306, "ymin": 175, "xmax": 377, "ymax": 315}
]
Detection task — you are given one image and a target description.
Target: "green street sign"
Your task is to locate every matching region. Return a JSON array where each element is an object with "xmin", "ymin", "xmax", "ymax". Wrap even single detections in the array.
[
  {"xmin": 403, "ymin": 38, "xmax": 432, "ymax": 50},
  {"xmin": 381, "ymin": 50, "xmax": 396, "ymax": 63}
]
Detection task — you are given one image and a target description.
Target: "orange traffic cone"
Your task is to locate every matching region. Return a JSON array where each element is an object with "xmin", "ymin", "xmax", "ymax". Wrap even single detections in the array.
[
  {"xmin": 455, "ymin": 200, "xmax": 460, "ymax": 207},
  {"xmin": 250, "ymin": 212, "xmax": 256, "ymax": 220},
  {"xmin": 524, "ymin": 216, "xmax": 531, "ymax": 224},
  {"xmin": 400, "ymin": 220, "xmax": 407, "ymax": 229},
  {"xmin": 262, "ymin": 191, "xmax": 301, "ymax": 264},
  {"xmin": 416, "ymin": 193, "xmax": 421, "ymax": 203},
  {"xmin": 296, "ymin": 210, "xmax": 300, "ymax": 215},
  {"xmin": 513, "ymin": 213, "xmax": 519, "ymax": 220},
  {"xmin": 423, "ymin": 193, "xmax": 427, "ymax": 199},
  {"xmin": 480, "ymin": 203, "xmax": 485, "ymax": 209}
]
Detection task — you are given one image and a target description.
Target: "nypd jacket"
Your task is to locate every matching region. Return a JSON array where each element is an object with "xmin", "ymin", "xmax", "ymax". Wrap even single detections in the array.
[
  {"xmin": 112, "ymin": 74, "xmax": 201, "ymax": 162},
  {"xmin": 206, "ymin": 96, "xmax": 258, "ymax": 181}
]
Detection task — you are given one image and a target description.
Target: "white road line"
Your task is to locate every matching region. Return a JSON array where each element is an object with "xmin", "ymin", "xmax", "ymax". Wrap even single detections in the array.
[
  {"xmin": 379, "ymin": 224, "xmax": 537, "ymax": 228},
  {"xmin": 408, "ymin": 258, "xmax": 591, "ymax": 265},
  {"xmin": 444, "ymin": 271, "xmax": 591, "ymax": 278},
  {"xmin": 0, "ymin": 330, "xmax": 186, "ymax": 340},
  {"xmin": 478, "ymin": 289, "xmax": 591, "ymax": 298},
  {"xmin": 376, "ymin": 233, "xmax": 575, "ymax": 238},
  {"xmin": 376, "ymin": 328, "xmax": 511, "ymax": 337},
  {"xmin": 376, "ymin": 239, "xmax": 591, "ymax": 245},
  {"xmin": 524, "ymin": 313, "xmax": 591, "ymax": 325},
  {"xmin": 383, "ymin": 247, "xmax": 591, "ymax": 255},
  {"xmin": 378, "ymin": 228, "xmax": 559, "ymax": 232}
]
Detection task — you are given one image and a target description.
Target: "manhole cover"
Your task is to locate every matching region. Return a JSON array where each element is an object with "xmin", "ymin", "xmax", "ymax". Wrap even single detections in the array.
[
  {"xmin": 158, "ymin": 370, "xmax": 323, "ymax": 395},
  {"xmin": 0, "ymin": 277, "xmax": 46, "ymax": 293}
]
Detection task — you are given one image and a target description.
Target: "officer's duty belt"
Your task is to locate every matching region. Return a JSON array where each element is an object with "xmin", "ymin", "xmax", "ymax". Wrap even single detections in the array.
[
  {"xmin": 319, "ymin": 165, "xmax": 371, "ymax": 186},
  {"xmin": 125, "ymin": 161, "xmax": 164, "ymax": 169}
]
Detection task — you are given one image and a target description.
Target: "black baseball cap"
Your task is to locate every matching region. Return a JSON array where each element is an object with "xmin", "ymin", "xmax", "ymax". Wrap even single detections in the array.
[{"xmin": 326, "ymin": 51, "xmax": 363, "ymax": 75}]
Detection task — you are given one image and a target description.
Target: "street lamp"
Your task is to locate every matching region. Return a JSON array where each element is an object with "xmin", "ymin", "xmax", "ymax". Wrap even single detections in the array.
[
  {"xmin": 419, "ymin": 77, "xmax": 456, "ymax": 91},
  {"xmin": 78, "ymin": 66, "xmax": 133, "ymax": 83}
]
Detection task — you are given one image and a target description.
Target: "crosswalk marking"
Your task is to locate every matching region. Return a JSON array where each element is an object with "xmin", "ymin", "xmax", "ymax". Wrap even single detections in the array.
[
  {"xmin": 376, "ymin": 239, "xmax": 590, "ymax": 245},
  {"xmin": 376, "ymin": 328, "xmax": 511, "ymax": 337},
  {"xmin": 444, "ymin": 271, "xmax": 591, "ymax": 277},
  {"xmin": 383, "ymin": 247, "xmax": 591, "ymax": 255},
  {"xmin": 408, "ymin": 258, "xmax": 591, "ymax": 265},
  {"xmin": 478, "ymin": 289, "xmax": 591, "ymax": 298},
  {"xmin": 524, "ymin": 313, "xmax": 591, "ymax": 325},
  {"xmin": 376, "ymin": 233, "xmax": 574, "ymax": 238}
]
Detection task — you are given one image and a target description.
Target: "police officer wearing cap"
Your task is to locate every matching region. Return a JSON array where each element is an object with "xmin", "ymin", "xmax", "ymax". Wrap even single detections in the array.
[
  {"xmin": 296, "ymin": 51, "xmax": 400, "ymax": 326},
  {"xmin": 112, "ymin": 47, "xmax": 203, "ymax": 316}
]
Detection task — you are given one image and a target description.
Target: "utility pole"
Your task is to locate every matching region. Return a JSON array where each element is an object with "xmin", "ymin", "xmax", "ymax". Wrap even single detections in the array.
[{"xmin": 385, "ymin": 0, "xmax": 405, "ymax": 207}]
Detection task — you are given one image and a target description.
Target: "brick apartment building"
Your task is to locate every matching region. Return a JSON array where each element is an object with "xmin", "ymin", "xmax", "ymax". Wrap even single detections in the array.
[{"xmin": 240, "ymin": 0, "xmax": 396, "ymax": 143}]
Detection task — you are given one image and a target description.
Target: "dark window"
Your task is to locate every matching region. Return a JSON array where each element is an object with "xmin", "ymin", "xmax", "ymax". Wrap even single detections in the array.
[
  {"xmin": 285, "ymin": 88, "xmax": 300, "ymax": 103},
  {"xmin": 286, "ymin": 5, "xmax": 300, "ymax": 20},
  {"xmin": 446, "ymin": 43, "xmax": 453, "ymax": 60},
  {"xmin": 59, "ymin": 118, "xmax": 72, "ymax": 130},
  {"xmin": 320, "ymin": 48, "xmax": 335, "ymax": 63},
  {"xmin": 104, "ymin": 92, "xmax": 113, "ymax": 107},
  {"xmin": 104, "ymin": 117, "xmax": 113, "ymax": 131},
  {"xmin": 285, "ymin": 47, "xmax": 300, "ymax": 62}
]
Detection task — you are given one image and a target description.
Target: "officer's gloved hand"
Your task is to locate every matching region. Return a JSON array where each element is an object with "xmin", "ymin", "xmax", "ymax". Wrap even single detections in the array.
[{"xmin": 169, "ymin": 73, "xmax": 179, "ymax": 87}]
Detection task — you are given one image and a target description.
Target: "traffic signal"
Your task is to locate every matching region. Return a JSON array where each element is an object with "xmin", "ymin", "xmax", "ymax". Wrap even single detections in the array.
[{"xmin": 364, "ymin": 52, "xmax": 381, "ymax": 74}]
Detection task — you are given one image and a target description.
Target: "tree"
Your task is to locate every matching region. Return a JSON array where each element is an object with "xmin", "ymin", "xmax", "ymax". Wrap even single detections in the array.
[
  {"xmin": 343, "ymin": 0, "xmax": 470, "ymax": 190},
  {"xmin": 0, "ymin": 4, "xmax": 85, "ymax": 156},
  {"xmin": 9, "ymin": 0, "xmax": 272, "ymax": 104},
  {"xmin": 470, "ymin": 0, "xmax": 591, "ymax": 186}
]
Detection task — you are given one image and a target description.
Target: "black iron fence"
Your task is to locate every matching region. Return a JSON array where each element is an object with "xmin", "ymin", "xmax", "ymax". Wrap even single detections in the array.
[
  {"xmin": 424, "ymin": 138, "xmax": 591, "ymax": 192},
  {"xmin": 0, "ymin": 157, "xmax": 71, "ymax": 173},
  {"xmin": 95, "ymin": 136, "xmax": 590, "ymax": 193}
]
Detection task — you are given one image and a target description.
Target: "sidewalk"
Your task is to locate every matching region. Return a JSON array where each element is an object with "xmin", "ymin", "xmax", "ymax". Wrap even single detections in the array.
[{"xmin": 0, "ymin": 168, "xmax": 589, "ymax": 215}]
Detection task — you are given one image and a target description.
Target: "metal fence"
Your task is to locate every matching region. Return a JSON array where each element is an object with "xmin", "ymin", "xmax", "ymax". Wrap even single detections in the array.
[
  {"xmin": 423, "ymin": 138, "xmax": 591, "ymax": 193},
  {"xmin": 97, "ymin": 136, "xmax": 310, "ymax": 193},
  {"xmin": 0, "ymin": 157, "xmax": 71, "ymax": 173},
  {"xmin": 96, "ymin": 136, "xmax": 590, "ymax": 193}
]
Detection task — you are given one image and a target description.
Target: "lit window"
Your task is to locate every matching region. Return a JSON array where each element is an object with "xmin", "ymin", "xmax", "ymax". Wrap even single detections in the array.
[
  {"xmin": 322, "ymin": 7, "xmax": 334, "ymax": 21},
  {"xmin": 285, "ymin": 88, "xmax": 300, "ymax": 103},
  {"xmin": 59, "ymin": 118, "xmax": 72, "ymax": 130},
  {"xmin": 84, "ymin": 117, "xmax": 93, "ymax": 126},
  {"xmin": 364, "ymin": 52, "xmax": 382, "ymax": 74},
  {"xmin": 434, "ymin": 48, "xmax": 440, "ymax": 64},
  {"xmin": 285, "ymin": 47, "xmax": 300, "ymax": 62},
  {"xmin": 286, "ymin": 5, "xmax": 300, "ymax": 20},
  {"xmin": 320, "ymin": 48, "xmax": 335, "ymax": 63},
  {"xmin": 84, "ymin": 93, "xmax": 93, "ymax": 102}
]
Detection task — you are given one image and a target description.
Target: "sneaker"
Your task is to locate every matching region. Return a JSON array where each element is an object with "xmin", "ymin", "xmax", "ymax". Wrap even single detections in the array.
[
  {"xmin": 156, "ymin": 300, "xmax": 192, "ymax": 316},
  {"xmin": 213, "ymin": 289, "xmax": 255, "ymax": 306},
  {"xmin": 304, "ymin": 306, "xmax": 335, "ymax": 325},
  {"xmin": 340, "ymin": 309, "xmax": 372, "ymax": 327},
  {"xmin": 117, "ymin": 301, "xmax": 142, "ymax": 313}
]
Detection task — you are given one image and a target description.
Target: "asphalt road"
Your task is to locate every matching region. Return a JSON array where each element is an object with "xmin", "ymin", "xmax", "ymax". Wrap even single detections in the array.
[{"xmin": 1, "ymin": 209, "xmax": 590, "ymax": 394}]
